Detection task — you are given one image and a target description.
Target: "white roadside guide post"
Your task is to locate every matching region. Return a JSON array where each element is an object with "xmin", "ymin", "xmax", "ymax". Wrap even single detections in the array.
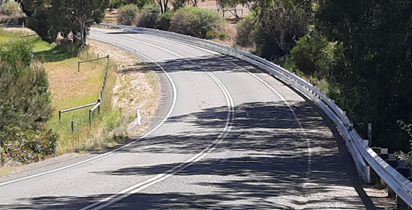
[{"xmin": 137, "ymin": 109, "xmax": 142, "ymax": 125}]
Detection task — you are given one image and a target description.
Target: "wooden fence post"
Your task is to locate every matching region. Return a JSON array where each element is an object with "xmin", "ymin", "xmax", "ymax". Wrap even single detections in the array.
[
  {"xmin": 97, "ymin": 98, "xmax": 101, "ymax": 114},
  {"xmin": 71, "ymin": 121, "xmax": 74, "ymax": 133}
]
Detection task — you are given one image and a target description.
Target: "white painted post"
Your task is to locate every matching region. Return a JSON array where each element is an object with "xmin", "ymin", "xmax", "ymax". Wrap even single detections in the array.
[
  {"xmin": 137, "ymin": 109, "xmax": 142, "ymax": 125},
  {"xmin": 123, "ymin": 113, "xmax": 126, "ymax": 125},
  {"xmin": 22, "ymin": 22, "xmax": 24, "ymax": 28}
]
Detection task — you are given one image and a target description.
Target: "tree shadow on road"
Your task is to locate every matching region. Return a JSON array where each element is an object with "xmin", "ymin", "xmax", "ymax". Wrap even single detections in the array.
[{"xmin": 0, "ymin": 54, "xmax": 377, "ymax": 209}]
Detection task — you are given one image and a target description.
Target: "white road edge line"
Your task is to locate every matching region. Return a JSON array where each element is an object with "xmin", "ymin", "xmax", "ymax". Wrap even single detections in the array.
[
  {"xmin": 0, "ymin": 39, "xmax": 178, "ymax": 188},
  {"xmin": 80, "ymin": 30, "xmax": 235, "ymax": 210},
  {"xmin": 178, "ymin": 43, "xmax": 313, "ymax": 187}
]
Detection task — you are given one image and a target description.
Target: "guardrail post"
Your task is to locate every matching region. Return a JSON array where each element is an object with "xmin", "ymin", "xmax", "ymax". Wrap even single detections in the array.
[
  {"xmin": 59, "ymin": 110, "xmax": 62, "ymax": 122},
  {"xmin": 107, "ymin": 55, "xmax": 110, "ymax": 63},
  {"xmin": 71, "ymin": 120, "xmax": 74, "ymax": 133},
  {"xmin": 365, "ymin": 165, "xmax": 371, "ymax": 183},
  {"xmin": 78, "ymin": 61, "xmax": 80, "ymax": 72}
]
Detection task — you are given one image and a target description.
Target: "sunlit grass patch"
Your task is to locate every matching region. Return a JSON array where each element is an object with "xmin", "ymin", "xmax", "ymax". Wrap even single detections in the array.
[{"xmin": 43, "ymin": 48, "xmax": 123, "ymax": 154}]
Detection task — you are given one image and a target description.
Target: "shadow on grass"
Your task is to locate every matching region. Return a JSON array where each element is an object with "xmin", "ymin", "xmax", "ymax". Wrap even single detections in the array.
[{"xmin": 34, "ymin": 44, "xmax": 79, "ymax": 62}]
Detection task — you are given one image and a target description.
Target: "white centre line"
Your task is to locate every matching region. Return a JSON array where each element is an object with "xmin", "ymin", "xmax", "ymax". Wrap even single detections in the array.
[{"xmin": 81, "ymin": 30, "xmax": 235, "ymax": 210}]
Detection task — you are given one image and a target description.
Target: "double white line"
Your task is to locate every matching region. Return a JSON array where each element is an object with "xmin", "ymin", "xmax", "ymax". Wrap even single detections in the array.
[{"xmin": 81, "ymin": 30, "xmax": 235, "ymax": 209}]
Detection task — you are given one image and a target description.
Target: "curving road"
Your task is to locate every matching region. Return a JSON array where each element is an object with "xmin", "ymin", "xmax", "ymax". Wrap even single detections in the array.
[{"xmin": 0, "ymin": 28, "xmax": 369, "ymax": 209}]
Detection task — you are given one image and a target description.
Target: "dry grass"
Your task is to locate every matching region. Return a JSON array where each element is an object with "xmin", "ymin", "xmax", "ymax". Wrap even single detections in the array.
[
  {"xmin": 41, "ymin": 39, "xmax": 160, "ymax": 154},
  {"xmin": 87, "ymin": 40, "xmax": 161, "ymax": 137}
]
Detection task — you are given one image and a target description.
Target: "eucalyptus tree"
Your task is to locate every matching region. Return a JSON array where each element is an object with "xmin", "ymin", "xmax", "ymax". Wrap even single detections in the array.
[
  {"xmin": 317, "ymin": 0, "xmax": 412, "ymax": 151},
  {"xmin": 18, "ymin": 0, "xmax": 108, "ymax": 45}
]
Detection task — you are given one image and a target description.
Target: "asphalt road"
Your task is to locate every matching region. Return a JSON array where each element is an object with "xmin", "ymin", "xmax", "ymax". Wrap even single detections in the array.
[{"xmin": 0, "ymin": 28, "xmax": 369, "ymax": 209}]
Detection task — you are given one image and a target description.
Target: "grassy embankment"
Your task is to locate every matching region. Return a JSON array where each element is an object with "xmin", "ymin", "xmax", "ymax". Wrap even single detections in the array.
[{"xmin": 0, "ymin": 28, "xmax": 159, "ymax": 156}]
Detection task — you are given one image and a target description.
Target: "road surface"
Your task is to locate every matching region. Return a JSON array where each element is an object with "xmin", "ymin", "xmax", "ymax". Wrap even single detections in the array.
[{"xmin": 0, "ymin": 28, "xmax": 369, "ymax": 209}]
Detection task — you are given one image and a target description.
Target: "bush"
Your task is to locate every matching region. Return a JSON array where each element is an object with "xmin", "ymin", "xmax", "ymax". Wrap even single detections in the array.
[
  {"xmin": 206, "ymin": 30, "xmax": 218, "ymax": 39},
  {"xmin": 110, "ymin": 0, "xmax": 152, "ymax": 9},
  {"xmin": 169, "ymin": 7, "xmax": 225, "ymax": 39},
  {"xmin": 0, "ymin": 39, "xmax": 33, "ymax": 69},
  {"xmin": 2, "ymin": 126, "xmax": 57, "ymax": 164},
  {"xmin": 157, "ymin": 11, "xmax": 174, "ymax": 30},
  {"xmin": 290, "ymin": 31, "xmax": 333, "ymax": 76},
  {"xmin": 117, "ymin": 4, "xmax": 139, "ymax": 25},
  {"xmin": 218, "ymin": 32, "xmax": 227, "ymax": 40},
  {"xmin": 136, "ymin": 4, "xmax": 160, "ymax": 28},
  {"xmin": 235, "ymin": 13, "xmax": 257, "ymax": 47},
  {"xmin": 205, "ymin": 30, "xmax": 227, "ymax": 40},
  {"xmin": 0, "ymin": 1, "xmax": 21, "ymax": 16},
  {"xmin": 0, "ymin": 40, "xmax": 56, "ymax": 165}
]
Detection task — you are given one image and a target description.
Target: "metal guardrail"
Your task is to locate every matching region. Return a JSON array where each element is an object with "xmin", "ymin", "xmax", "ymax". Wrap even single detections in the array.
[{"xmin": 97, "ymin": 23, "xmax": 412, "ymax": 206}]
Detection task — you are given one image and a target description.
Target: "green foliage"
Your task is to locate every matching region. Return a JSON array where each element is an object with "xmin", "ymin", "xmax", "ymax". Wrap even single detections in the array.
[
  {"xmin": 0, "ymin": 1, "xmax": 21, "ymax": 16},
  {"xmin": 218, "ymin": 32, "xmax": 227, "ymax": 40},
  {"xmin": 396, "ymin": 120, "xmax": 412, "ymax": 166},
  {"xmin": 235, "ymin": 13, "xmax": 257, "ymax": 47},
  {"xmin": 136, "ymin": 4, "xmax": 160, "ymax": 28},
  {"xmin": 205, "ymin": 30, "xmax": 227, "ymax": 40},
  {"xmin": 290, "ymin": 30, "xmax": 334, "ymax": 76},
  {"xmin": 117, "ymin": 4, "xmax": 139, "ymax": 25},
  {"xmin": 157, "ymin": 11, "xmax": 174, "ymax": 30},
  {"xmin": 2, "ymin": 126, "xmax": 57, "ymax": 164},
  {"xmin": 0, "ymin": 39, "xmax": 33, "ymax": 69},
  {"xmin": 169, "ymin": 7, "xmax": 225, "ymax": 39},
  {"xmin": 0, "ymin": 40, "xmax": 56, "ymax": 164},
  {"xmin": 234, "ymin": 0, "xmax": 312, "ymax": 59},
  {"xmin": 21, "ymin": 0, "xmax": 109, "ymax": 44},
  {"xmin": 205, "ymin": 30, "xmax": 218, "ymax": 39},
  {"xmin": 317, "ymin": 0, "xmax": 412, "ymax": 151},
  {"xmin": 110, "ymin": 0, "xmax": 153, "ymax": 8}
]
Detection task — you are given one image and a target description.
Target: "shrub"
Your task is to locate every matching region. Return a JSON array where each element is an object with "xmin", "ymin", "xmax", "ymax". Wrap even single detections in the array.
[
  {"xmin": 117, "ymin": 4, "xmax": 139, "ymax": 25},
  {"xmin": 205, "ymin": 30, "xmax": 227, "ymax": 40},
  {"xmin": 2, "ymin": 126, "xmax": 57, "ymax": 164},
  {"xmin": 0, "ymin": 40, "xmax": 56, "ymax": 164},
  {"xmin": 218, "ymin": 32, "xmax": 227, "ymax": 40},
  {"xmin": 110, "ymin": 0, "xmax": 152, "ymax": 9},
  {"xmin": 136, "ymin": 4, "xmax": 160, "ymax": 28},
  {"xmin": 0, "ymin": 1, "xmax": 21, "ymax": 16},
  {"xmin": 290, "ymin": 31, "xmax": 333, "ymax": 76},
  {"xmin": 206, "ymin": 30, "xmax": 218, "ymax": 39},
  {"xmin": 169, "ymin": 7, "xmax": 225, "ymax": 39},
  {"xmin": 157, "ymin": 11, "xmax": 174, "ymax": 30},
  {"xmin": 235, "ymin": 13, "xmax": 257, "ymax": 47},
  {"xmin": 0, "ymin": 39, "xmax": 33, "ymax": 70}
]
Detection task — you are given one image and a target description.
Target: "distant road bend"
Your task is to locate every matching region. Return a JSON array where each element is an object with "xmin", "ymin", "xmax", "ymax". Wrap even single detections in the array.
[{"xmin": 0, "ymin": 28, "xmax": 370, "ymax": 209}]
